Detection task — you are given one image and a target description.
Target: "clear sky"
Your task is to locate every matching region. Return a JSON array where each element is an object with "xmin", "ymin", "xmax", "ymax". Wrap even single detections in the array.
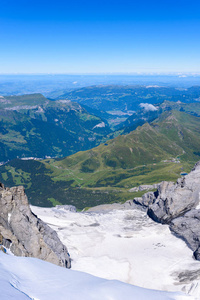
[{"xmin": 0, "ymin": 0, "xmax": 200, "ymax": 74}]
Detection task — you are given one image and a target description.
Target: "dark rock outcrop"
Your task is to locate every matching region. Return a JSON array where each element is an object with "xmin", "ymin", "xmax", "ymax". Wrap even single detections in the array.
[
  {"xmin": 170, "ymin": 209, "xmax": 200, "ymax": 260},
  {"xmin": 54, "ymin": 205, "xmax": 77, "ymax": 212},
  {"xmin": 129, "ymin": 183, "xmax": 160, "ymax": 193},
  {"xmin": 133, "ymin": 192, "xmax": 156, "ymax": 209},
  {"xmin": 132, "ymin": 162, "xmax": 200, "ymax": 223},
  {"xmin": 147, "ymin": 175, "xmax": 200, "ymax": 224},
  {"xmin": 0, "ymin": 183, "xmax": 71, "ymax": 268}
]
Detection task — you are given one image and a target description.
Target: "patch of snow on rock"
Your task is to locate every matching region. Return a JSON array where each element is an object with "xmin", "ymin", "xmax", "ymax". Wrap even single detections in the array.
[{"xmin": 93, "ymin": 122, "xmax": 106, "ymax": 129}]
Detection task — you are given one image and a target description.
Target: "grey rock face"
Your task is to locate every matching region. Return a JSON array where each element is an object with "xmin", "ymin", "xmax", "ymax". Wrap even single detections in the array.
[
  {"xmin": 147, "ymin": 163, "xmax": 200, "ymax": 223},
  {"xmin": 132, "ymin": 161, "xmax": 200, "ymax": 261},
  {"xmin": 129, "ymin": 183, "xmax": 160, "ymax": 193},
  {"xmin": 0, "ymin": 183, "xmax": 71, "ymax": 268},
  {"xmin": 170, "ymin": 209, "xmax": 200, "ymax": 260},
  {"xmin": 133, "ymin": 192, "xmax": 156, "ymax": 209},
  {"xmin": 55, "ymin": 205, "xmax": 77, "ymax": 212}
]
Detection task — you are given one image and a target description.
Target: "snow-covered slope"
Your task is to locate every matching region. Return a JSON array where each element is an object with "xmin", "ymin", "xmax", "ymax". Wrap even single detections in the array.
[
  {"xmin": 0, "ymin": 251, "xmax": 191, "ymax": 300},
  {"xmin": 31, "ymin": 206, "xmax": 200, "ymax": 298}
]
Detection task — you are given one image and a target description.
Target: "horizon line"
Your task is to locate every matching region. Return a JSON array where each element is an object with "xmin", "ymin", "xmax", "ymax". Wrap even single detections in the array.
[{"xmin": 0, "ymin": 72, "xmax": 200, "ymax": 76}]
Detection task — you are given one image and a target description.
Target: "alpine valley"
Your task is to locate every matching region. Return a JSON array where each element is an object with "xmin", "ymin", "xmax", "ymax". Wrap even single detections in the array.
[{"xmin": 1, "ymin": 82, "xmax": 200, "ymax": 299}]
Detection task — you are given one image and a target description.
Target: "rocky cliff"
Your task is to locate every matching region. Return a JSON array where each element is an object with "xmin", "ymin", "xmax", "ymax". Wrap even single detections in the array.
[
  {"xmin": 133, "ymin": 161, "xmax": 200, "ymax": 260},
  {"xmin": 0, "ymin": 183, "xmax": 71, "ymax": 268}
]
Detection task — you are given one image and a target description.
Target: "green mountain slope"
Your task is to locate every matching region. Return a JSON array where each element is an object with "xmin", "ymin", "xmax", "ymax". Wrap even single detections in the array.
[
  {"xmin": 0, "ymin": 109, "xmax": 80, "ymax": 160},
  {"xmin": 1, "ymin": 110, "xmax": 199, "ymax": 209},
  {"xmin": 51, "ymin": 110, "xmax": 199, "ymax": 188}
]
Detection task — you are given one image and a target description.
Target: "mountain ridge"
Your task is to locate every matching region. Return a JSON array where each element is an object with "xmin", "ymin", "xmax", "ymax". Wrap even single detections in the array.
[{"xmin": 1, "ymin": 109, "xmax": 199, "ymax": 208}]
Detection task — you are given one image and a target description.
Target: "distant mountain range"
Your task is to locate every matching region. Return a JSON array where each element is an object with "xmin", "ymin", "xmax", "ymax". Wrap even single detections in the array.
[
  {"xmin": 0, "ymin": 93, "xmax": 111, "ymax": 161},
  {"xmin": 55, "ymin": 85, "xmax": 200, "ymax": 130},
  {"xmin": 57, "ymin": 85, "xmax": 200, "ymax": 113}
]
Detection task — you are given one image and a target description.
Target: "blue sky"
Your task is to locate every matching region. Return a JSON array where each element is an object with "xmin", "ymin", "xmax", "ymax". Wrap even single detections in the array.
[{"xmin": 0, "ymin": 0, "xmax": 200, "ymax": 74}]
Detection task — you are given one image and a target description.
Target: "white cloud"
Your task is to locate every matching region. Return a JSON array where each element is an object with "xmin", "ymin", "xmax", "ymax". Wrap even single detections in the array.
[
  {"xmin": 139, "ymin": 103, "xmax": 158, "ymax": 111},
  {"xmin": 178, "ymin": 75, "xmax": 187, "ymax": 78}
]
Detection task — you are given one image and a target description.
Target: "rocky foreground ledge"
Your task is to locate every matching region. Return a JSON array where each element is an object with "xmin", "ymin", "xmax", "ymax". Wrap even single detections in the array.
[
  {"xmin": 0, "ymin": 183, "xmax": 71, "ymax": 268},
  {"xmin": 133, "ymin": 161, "xmax": 200, "ymax": 260}
]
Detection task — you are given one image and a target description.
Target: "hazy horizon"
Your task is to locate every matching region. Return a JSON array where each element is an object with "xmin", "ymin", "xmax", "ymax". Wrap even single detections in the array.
[{"xmin": 0, "ymin": 72, "xmax": 200, "ymax": 75}]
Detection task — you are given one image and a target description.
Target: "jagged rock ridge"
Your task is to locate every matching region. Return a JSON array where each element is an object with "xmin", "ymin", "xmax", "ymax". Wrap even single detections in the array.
[
  {"xmin": 133, "ymin": 161, "xmax": 200, "ymax": 260},
  {"xmin": 0, "ymin": 183, "xmax": 71, "ymax": 268}
]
